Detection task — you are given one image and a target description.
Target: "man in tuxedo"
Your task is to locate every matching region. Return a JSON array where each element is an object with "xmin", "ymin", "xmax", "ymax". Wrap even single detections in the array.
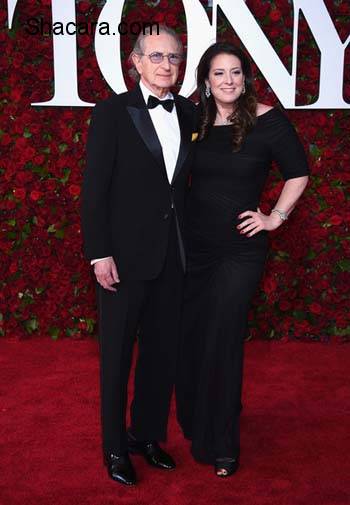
[{"xmin": 81, "ymin": 25, "xmax": 196, "ymax": 486}]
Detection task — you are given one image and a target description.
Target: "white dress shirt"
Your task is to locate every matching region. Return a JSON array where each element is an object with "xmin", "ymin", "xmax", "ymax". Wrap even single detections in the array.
[{"xmin": 91, "ymin": 80, "xmax": 181, "ymax": 266}]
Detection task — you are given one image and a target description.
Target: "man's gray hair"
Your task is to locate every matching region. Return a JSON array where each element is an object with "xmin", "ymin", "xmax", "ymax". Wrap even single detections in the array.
[{"xmin": 128, "ymin": 24, "xmax": 183, "ymax": 82}]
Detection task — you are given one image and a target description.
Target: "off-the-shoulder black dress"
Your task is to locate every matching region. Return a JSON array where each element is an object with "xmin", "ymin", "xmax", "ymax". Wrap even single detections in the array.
[{"xmin": 176, "ymin": 108, "xmax": 310, "ymax": 464}]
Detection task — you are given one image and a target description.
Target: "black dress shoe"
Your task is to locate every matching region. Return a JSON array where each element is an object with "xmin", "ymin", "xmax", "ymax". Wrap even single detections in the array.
[
  {"xmin": 127, "ymin": 431, "xmax": 176, "ymax": 470},
  {"xmin": 104, "ymin": 452, "xmax": 137, "ymax": 485},
  {"xmin": 214, "ymin": 457, "xmax": 240, "ymax": 478}
]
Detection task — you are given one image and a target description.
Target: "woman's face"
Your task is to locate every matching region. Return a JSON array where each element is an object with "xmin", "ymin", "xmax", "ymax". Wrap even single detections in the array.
[{"xmin": 206, "ymin": 53, "xmax": 245, "ymax": 107}]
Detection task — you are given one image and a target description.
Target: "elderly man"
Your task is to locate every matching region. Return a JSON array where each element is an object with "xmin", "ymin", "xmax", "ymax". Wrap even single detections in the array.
[{"xmin": 81, "ymin": 25, "xmax": 196, "ymax": 486}]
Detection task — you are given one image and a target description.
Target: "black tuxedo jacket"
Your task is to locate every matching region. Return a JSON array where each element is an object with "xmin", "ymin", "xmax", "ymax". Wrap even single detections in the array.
[{"xmin": 81, "ymin": 84, "xmax": 197, "ymax": 280}]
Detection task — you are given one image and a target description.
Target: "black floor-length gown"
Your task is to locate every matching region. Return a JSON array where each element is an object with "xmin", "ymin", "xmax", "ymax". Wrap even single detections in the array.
[{"xmin": 176, "ymin": 107, "xmax": 310, "ymax": 464}]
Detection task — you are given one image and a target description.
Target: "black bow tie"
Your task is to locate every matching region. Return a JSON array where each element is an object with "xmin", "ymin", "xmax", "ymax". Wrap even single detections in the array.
[{"xmin": 147, "ymin": 95, "xmax": 174, "ymax": 113}]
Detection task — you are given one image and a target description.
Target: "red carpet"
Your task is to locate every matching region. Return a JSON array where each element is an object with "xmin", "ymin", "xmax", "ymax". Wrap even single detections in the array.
[{"xmin": 0, "ymin": 339, "xmax": 349, "ymax": 505}]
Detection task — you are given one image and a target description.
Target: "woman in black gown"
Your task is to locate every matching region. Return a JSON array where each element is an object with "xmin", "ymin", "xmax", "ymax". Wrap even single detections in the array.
[{"xmin": 176, "ymin": 42, "xmax": 310, "ymax": 477}]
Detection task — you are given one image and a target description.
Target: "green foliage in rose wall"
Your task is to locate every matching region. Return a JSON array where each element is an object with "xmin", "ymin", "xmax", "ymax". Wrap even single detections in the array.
[{"xmin": 0, "ymin": 0, "xmax": 349, "ymax": 341}]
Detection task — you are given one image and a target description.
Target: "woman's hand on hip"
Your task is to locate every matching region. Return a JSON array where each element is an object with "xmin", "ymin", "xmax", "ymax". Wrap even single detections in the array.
[{"xmin": 236, "ymin": 207, "xmax": 282, "ymax": 237}]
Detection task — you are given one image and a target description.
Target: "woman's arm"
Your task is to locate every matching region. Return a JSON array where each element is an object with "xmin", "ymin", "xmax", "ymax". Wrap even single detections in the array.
[
  {"xmin": 270, "ymin": 174, "xmax": 309, "ymax": 219},
  {"xmin": 237, "ymin": 175, "xmax": 309, "ymax": 236}
]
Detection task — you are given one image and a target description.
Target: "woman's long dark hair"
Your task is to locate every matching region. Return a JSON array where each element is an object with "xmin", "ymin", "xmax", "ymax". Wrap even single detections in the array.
[{"xmin": 197, "ymin": 42, "xmax": 257, "ymax": 151}]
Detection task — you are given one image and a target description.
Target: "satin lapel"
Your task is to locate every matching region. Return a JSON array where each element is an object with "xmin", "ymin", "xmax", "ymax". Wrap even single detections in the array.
[
  {"xmin": 126, "ymin": 86, "xmax": 165, "ymax": 170},
  {"xmin": 171, "ymin": 97, "xmax": 192, "ymax": 184}
]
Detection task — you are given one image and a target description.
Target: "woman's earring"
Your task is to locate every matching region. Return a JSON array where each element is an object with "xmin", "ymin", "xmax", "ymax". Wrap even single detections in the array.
[
  {"xmin": 205, "ymin": 86, "xmax": 211, "ymax": 98},
  {"xmin": 242, "ymin": 83, "xmax": 246, "ymax": 95}
]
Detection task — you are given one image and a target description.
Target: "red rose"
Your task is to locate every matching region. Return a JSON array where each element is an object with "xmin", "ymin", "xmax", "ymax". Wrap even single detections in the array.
[
  {"xmin": 269, "ymin": 28, "xmax": 281, "ymax": 39},
  {"xmin": 24, "ymin": 146, "xmax": 36, "ymax": 160},
  {"xmin": 284, "ymin": 18, "xmax": 293, "ymax": 29},
  {"xmin": 308, "ymin": 67, "xmax": 319, "ymax": 80},
  {"xmin": 13, "ymin": 188, "xmax": 26, "ymax": 199},
  {"xmin": 78, "ymin": 1, "xmax": 90, "ymax": 13},
  {"xmin": 323, "ymin": 147, "xmax": 334, "ymax": 158},
  {"xmin": 44, "ymin": 179, "xmax": 57, "ymax": 191},
  {"xmin": 78, "ymin": 34, "xmax": 91, "ymax": 49},
  {"xmin": 30, "ymin": 190, "xmax": 42, "ymax": 201},
  {"xmin": 317, "ymin": 186, "xmax": 330, "ymax": 198},
  {"xmin": 10, "ymin": 87, "xmax": 24, "ymax": 101},
  {"xmin": 38, "ymin": 68, "xmax": 52, "ymax": 81},
  {"xmin": 335, "ymin": 312, "xmax": 347, "ymax": 327},
  {"xmin": 294, "ymin": 320, "xmax": 312, "ymax": 334},
  {"xmin": 12, "ymin": 53, "xmax": 25, "ymax": 69},
  {"xmin": 270, "ymin": 9, "xmax": 282, "ymax": 22},
  {"xmin": 309, "ymin": 302, "xmax": 322, "ymax": 315},
  {"xmin": 263, "ymin": 276, "xmax": 277, "ymax": 295},
  {"xmin": 1, "ymin": 133, "xmax": 12, "ymax": 145},
  {"xmin": 9, "ymin": 261, "xmax": 18, "ymax": 274},
  {"xmin": 165, "ymin": 13, "xmax": 177, "ymax": 27},
  {"xmin": 317, "ymin": 279, "xmax": 328, "ymax": 290},
  {"xmin": 3, "ymin": 200, "xmax": 16, "ymax": 210},
  {"xmin": 339, "ymin": 3, "xmax": 350, "ymax": 15},
  {"xmin": 16, "ymin": 170, "xmax": 33, "ymax": 184},
  {"xmin": 251, "ymin": 1, "xmax": 269, "ymax": 17},
  {"xmin": 61, "ymin": 128, "xmax": 72, "ymax": 142},
  {"xmin": 31, "ymin": 124, "xmax": 41, "ymax": 135},
  {"xmin": 83, "ymin": 68, "xmax": 94, "ymax": 79},
  {"xmin": 279, "ymin": 300, "xmax": 291, "ymax": 311},
  {"xmin": 316, "ymin": 113, "xmax": 327, "ymax": 127},
  {"xmin": 62, "ymin": 110, "xmax": 75, "ymax": 121},
  {"xmin": 153, "ymin": 13, "xmax": 165, "ymax": 23},
  {"xmin": 281, "ymin": 45, "xmax": 292, "ymax": 58},
  {"xmin": 69, "ymin": 184, "xmax": 81, "ymax": 197},
  {"xmin": 329, "ymin": 215, "xmax": 343, "ymax": 226}
]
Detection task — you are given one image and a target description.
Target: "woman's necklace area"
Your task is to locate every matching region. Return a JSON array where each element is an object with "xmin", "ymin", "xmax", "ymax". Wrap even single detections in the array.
[{"xmin": 214, "ymin": 110, "xmax": 236, "ymax": 126}]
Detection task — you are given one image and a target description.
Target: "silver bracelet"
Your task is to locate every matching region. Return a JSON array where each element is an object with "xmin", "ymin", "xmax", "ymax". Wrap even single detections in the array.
[{"xmin": 271, "ymin": 208, "xmax": 288, "ymax": 221}]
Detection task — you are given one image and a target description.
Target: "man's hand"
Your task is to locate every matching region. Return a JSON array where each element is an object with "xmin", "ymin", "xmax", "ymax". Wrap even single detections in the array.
[{"xmin": 94, "ymin": 257, "xmax": 120, "ymax": 292}]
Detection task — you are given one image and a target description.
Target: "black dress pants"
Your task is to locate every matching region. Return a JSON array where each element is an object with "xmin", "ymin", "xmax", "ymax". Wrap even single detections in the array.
[{"xmin": 97, "ymin": 216, "xmax": 183, "ymax": 454}]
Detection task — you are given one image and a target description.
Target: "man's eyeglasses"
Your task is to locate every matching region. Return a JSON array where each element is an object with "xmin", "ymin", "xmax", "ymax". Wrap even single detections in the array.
[{"xmin": 141, "ymin": 52, "xmax": 183, "ymax": 66}]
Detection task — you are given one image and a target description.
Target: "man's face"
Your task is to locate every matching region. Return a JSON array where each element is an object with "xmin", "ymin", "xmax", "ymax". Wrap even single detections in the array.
[{"xmin": 132, "ymin": 33, "xmax": 182, "ymax": 96}]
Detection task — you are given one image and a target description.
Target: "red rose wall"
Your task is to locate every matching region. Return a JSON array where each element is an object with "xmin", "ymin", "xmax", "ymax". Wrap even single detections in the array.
[{"xmin": 0, "ymin": 0, "xmax": 349, "ymax": 341}]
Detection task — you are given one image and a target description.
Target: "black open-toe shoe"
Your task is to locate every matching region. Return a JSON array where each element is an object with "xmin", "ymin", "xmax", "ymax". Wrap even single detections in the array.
[{"xmin": 215, "ymin": 457, "xmax": 240, "ymax": 478}]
